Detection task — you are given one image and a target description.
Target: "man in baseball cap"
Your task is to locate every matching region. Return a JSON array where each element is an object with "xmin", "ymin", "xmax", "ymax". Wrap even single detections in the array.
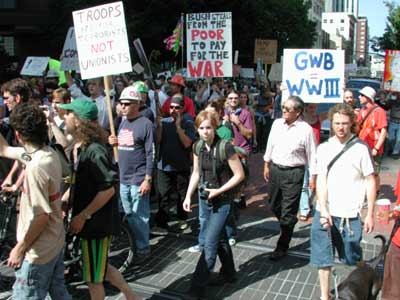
[
  {"xmin": 58, "ymin": 98, "xmax": 98, "ymax": 121},
  {"xmin": 357, "ymin": 86, "xmax": 387, "ymax": 193},
  {"xmin": 161, "ymin": 74, "xmax": 195, "ymax": 118}
]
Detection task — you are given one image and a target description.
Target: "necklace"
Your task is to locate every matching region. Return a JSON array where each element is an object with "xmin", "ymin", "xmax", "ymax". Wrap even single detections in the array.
[{"xmin": 21, "ymin": 146, "xmax": 42, "ymax": 162}]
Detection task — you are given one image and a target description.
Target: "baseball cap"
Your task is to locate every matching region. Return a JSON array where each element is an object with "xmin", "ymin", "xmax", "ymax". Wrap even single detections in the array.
[
  {"xmin": 58, "ymin": 98, "xmax": 98, "ymax": 121},
  {"xmin": 133, "ymin": 81, "xmax": 148, "ymax": 93}
]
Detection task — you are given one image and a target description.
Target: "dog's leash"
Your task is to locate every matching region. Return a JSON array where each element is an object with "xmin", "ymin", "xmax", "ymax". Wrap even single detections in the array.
[{"xmin": 327, "ymin": 227, "xmax": 340, "ymax": 300}]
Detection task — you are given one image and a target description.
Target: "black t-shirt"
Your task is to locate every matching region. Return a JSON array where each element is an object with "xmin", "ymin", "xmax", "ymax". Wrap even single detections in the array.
[
  {"xmin": 71, "ymin": 142, "xmax": 119, "ymax": 238},
  {"xmin": 196, "ymin": 137, "xmax": 236, "ymax": 202}
]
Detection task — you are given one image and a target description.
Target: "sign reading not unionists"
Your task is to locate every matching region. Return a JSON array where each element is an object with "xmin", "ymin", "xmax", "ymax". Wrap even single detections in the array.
[
  {"xmin": 186, "ymin": 12, "xmax": 232, "ymax": 78},
  {"xmin": 72, "ymin": 1, "xmax": 132, "ymax": 79}
]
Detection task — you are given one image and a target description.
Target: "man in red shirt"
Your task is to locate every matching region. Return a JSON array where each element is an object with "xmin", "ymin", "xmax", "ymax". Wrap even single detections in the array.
[
  {"xmin": 356, "ymin": 86, "xmax": 387, "ymax": 191},
  {"xmin": 161, "ymin": 75, "xmax": 195, "ymax": 118}
]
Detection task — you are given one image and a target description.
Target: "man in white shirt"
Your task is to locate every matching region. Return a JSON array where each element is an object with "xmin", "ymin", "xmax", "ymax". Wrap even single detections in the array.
[
  {"xmin": 310, "ymin": 103, "xmax": 375, "ymax": 300},
  {"xmin": 263, "ymin": 95, "xmax": 317, "ymax": 260}
]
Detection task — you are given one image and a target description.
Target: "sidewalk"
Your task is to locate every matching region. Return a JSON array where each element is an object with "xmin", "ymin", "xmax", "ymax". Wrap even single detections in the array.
[{"xmin": 0, "ymin": 153, "xmax": 398, "ymax": 300}]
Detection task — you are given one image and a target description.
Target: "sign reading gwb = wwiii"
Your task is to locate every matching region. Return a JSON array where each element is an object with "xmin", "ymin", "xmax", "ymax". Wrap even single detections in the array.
[
  {"xmin": 282, "ymin": 49, "xmax": 344, "ymax": 103},
  {"xmin": 72, "ymin": 1, "xmax": 132, "ymax": 79},
  {"xmin": 186, "ymin": 12, "xmax": 232, "ymax": 78}
]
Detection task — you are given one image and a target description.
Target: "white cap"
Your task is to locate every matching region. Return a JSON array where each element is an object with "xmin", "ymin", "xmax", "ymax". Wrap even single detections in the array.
[
  {"xmin": 359, "ymin": 86, "xmax": 376, "ymax": 102},
  {"xmin": 119, "ymin": 86, "xmax": 142, "ymax": 102}
]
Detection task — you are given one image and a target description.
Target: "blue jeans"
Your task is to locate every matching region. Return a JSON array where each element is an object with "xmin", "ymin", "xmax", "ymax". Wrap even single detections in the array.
[
  {"xmin": 120, "ymin": 183, "xmax": 150, "ymax": 254},
  {"xmin": 191, "ymin": 202, "xmax": 236, "ymax": 289},
  {"xmin": 13, "ymin": 250, "xmax": 71, "ymax": 300},
  {"xmin": 388, "ymin": 121, "xmax": 400, "ymax": 155},
  {"xmin": 198, "ymin": 197, "xmax": 236, "ymax": 247},
  {"xmin": 310, "ymin": 211, "xmax": 362, "ymax": 268},
  {"xmin": 299, "ymin": 168, "xmax": 312, "ymax": 216}
]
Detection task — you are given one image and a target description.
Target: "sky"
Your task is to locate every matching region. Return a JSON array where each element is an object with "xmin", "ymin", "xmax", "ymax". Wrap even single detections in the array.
[{"xmin": 359, "ymin": 0, "xmax": 400, "ymax": 38}]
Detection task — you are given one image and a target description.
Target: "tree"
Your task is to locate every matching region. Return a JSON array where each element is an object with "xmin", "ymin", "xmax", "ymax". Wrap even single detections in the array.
[{"xmin": 371, "ymin": 1, "xmax": 400, "ymax": 52}]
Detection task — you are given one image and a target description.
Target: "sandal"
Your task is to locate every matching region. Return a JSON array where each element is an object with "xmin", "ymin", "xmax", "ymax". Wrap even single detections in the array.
[{"xmin": 299, "ymin": 215, "xmax": 309, "ymax": 222}]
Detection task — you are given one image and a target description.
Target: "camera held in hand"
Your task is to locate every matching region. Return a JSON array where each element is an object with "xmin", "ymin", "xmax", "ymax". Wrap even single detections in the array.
[{"xmin": 198, "ymin": 181, "xmax": 211, "ymax": 201}]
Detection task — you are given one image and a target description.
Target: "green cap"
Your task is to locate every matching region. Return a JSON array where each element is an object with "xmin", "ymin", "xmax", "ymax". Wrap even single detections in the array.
[
  {"xmin": 133, "ymin": 81, "xmax": 148, "ymax": 93},
  {"xmin": 58, "ymin": 98, "xmax": 98, "ymax": 121}
]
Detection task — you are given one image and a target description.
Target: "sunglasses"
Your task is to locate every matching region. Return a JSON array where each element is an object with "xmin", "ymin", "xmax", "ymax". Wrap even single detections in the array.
[
  {"xmin": 282, "ymin": 106, "xmax": 295, "ymax": 113},
  {"xmin": 170, "ymin": 105, "xmax": 181, "ymax": 110},
  {"xmin": 2, "ymin": 95, "xmax": 12, "ymax": 100},
  {"xmin": 120, "ymin": 102, "xmax": 133, "ymax": 107}
]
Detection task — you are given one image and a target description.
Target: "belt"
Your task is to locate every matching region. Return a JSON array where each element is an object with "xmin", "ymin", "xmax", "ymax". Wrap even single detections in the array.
[{"xmin": 272, "ymin": 162, "xmax": 305, "ymax": 170}]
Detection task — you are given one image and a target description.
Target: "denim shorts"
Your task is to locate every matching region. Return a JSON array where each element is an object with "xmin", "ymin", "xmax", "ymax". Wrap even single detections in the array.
[
  {"xmin": 13, "ymin": 250, "xmax": 71, "ymax": 300},
  {"xmin": 310, "ymin": 210, "xmax": 362, "ymax": 268}
]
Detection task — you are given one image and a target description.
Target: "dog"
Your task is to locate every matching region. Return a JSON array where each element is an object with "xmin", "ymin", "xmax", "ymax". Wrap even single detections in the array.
[{"xmin": 335, "ymin": 234, "xmax": 386, "ymax": 300}]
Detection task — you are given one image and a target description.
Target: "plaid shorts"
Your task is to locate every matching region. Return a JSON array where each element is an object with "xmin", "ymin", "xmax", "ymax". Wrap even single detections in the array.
[{"xmin": 80, "ymin": 236, "xmax": 110, "ymax": 283}]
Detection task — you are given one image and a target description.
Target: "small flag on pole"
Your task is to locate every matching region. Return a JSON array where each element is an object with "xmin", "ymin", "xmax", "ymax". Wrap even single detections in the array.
[{"xmin": 163, "ymin": 16, "xmax": 183, "ymax": 55}]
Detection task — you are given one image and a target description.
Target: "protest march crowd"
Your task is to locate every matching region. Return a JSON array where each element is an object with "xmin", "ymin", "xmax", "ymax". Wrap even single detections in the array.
[
  {"xmin": 2, "ymin": 2, "xmax": 400, "ymax": 300},
  {"xmin": 1, "ymin": 70, "xmax": 400, "ymax": 300}
]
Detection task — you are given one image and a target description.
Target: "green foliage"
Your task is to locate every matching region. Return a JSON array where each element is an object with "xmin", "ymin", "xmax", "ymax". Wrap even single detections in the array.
[
  {"xmin": 371, "ymin": 1, "xmax": 400, "ymax": 52},
  {"xmin": 47, "ymin": 0, "xmax": 316, "ymax": 67}
]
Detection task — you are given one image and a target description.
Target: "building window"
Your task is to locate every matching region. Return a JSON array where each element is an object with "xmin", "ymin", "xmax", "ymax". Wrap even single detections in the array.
[
  {"xmin": 341, "ymin": 19, "xmax": 345, "ymax": 23},
  {"xmin": 340, "ymin": 27, "xmax": 344, "ymax": 31},
  {"xmin": 323, "ymin": 19, "xmax": 327, "ymax": 23},
  {"xmin": 330, "ymin": 19, "xmax": 333, "ymax": 23},
  {"xmin": 0, "ymin": 0, "xmax": 16, "ymax": 9}
]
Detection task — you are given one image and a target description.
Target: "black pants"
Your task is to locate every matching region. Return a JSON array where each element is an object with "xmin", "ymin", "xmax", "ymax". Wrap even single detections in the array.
[
  {"xmin": 268, "ymin": 163, "xmax": 305, "ymax": 251},
  {"xmin": 156, "ymin": 169, "xmax": 190, "ymax": 227},
  {"xmin": 256, "ymin": 115, "xmax": 272, "ymax": 151}
]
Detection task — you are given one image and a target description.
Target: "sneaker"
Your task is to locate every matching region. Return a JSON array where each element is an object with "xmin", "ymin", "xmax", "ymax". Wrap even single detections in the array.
[
  {"xmin": 229, "ymin": 238, "xmax": 236, "ymax": 246},
  {"xmin": 179, "ymin": 220, "xmax": 188, "ymax": 230},
  {"xmin": 188, "ymin": 245, "xmax": 203, "ymax": 253}
]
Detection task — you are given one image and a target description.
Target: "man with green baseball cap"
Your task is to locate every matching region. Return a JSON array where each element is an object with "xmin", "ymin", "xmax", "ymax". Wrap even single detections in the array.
[{"xmin": 58, "ymin": 98, "xmax": 98, "ymax": 121}]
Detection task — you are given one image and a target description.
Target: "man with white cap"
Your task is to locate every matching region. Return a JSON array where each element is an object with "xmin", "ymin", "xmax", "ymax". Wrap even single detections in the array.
[
  {"xmin": 357, "ymin": 86, "xmax": 387, "ymax": 192},
  {"xmin": 108, "ymin": 85, "xmax": 154, "ymax": 261}
]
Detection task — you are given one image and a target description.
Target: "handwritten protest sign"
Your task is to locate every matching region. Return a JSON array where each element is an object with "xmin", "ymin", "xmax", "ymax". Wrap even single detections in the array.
[
  {"xmin": 282, "ymin": 49, "xmax": 344, "ymax": 103},
  {"xmin": 254, "ymin": 39, "xmax": 277, "ymax": 64},
  {"xmin": 268, "ymin": 63, "xmax": 282, "ymax": 82},
  {"xmin": 72, "ymin": 1, "xmax": 132, "ymax": 79},
  {"xmin": 20, "ymin": 57, "xmax": 50, "ymax": 76},
  {"xmin": 384, "ymin": 50, "xmax": 400, "ymax": 92},
  {"xmin": 60, "ymin": 27, "xmax": 79, "ymax": 71},
  {"xmin": 186, "ymin": 12, "xmax": 232, "ymax": 78}
]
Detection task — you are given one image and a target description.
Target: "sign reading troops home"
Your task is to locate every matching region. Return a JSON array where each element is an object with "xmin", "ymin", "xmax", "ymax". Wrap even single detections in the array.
[
  {"xmin": 282, "ymin": 49, "xmax": 344, "ymax": 103},
  {"xmin": 186, "ymin": 12, "xmax": 232, "ymax": 78},
  {"xmin": 384, "ymin": 50, "xmax": 400, "ymax": 92},
  {"xmin": 60, "ymin": 27, "xmax": 79, "ymax": 71},
  {"xmin": 72, "ymin": 1, "xmax": 132, "ymax": 79},
  {"xmin": 254, "ymin": 39, "xmax": 277, "ymax": 64}
]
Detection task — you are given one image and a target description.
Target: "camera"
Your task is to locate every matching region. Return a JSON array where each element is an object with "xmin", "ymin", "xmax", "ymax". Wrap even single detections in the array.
[{"xmin": 198, "ymin": 181, "xmax": 211, "ymax": 201}]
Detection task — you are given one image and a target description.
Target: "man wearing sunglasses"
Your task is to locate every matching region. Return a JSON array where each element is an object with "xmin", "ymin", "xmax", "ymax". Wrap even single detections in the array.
[
  {"xmin": 156, "ymin": 94, "xmax": 196, "ymax": 232},
  {"xmin": 108, "ymin": 85, "xmax": 154, "ymax": 261},
  {"xmin": 263, "ymin": 95, "xmax": 317, "ymax": 261}
]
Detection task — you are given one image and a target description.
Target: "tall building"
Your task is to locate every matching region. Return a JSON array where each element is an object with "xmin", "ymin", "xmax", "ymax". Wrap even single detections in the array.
[
  {"xmin": 355, "ymin": 16, "xmax": 368, "ymax": 66},
  {"xmin": 325, "ymin": 0, "xmax": 359, "ymax": 17},
  {"xmin": 307, "ymin": 0, "xmax": 325, "ymax": 48}
]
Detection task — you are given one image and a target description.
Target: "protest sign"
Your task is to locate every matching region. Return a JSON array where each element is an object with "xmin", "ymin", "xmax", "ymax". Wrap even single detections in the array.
[
  {"xmin": 240, "ymin": 68, "xmax": 255, "ymax": 78},
  {"xmin": 60, "ymin": 27, "xmax": 79, "ymax": 71},
  {"xmin": 133, "ymin": 38, "xmax": 153, "ymax": 79},
  {"xmin": 20, "ymin": 57, "xmax": 49, "ymax": 76},
  {"xmin": 133, "ymin": 63, "xmax": 145, "ymax": 74},
  {"xmin": 186, "ymin": 12, "xmax": 232, "ymax": 78},
  {"xmin": 384, "ymin": 50, "xmax": 400, "ymax": 92},
  {"xmin": 254, "ymin": 39, "xmax": 277, "ymax": 64},
  {"xmin": 72, "ymin": 1, "xmax": 132, "ymax": 79},
  {"xmin": 282, "ymin": 49, "xmax": 344, "ymax": 103},
  {"xmin": 268, "ymin": 63, "xmax": 282, "ymax": 82}
]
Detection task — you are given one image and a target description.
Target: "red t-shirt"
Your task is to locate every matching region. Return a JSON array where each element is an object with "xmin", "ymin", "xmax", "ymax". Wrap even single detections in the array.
[
  {"xmin": 357, "ymin": 105, "xmax": 388, "ymax": 154},
  {"xmin": 162, "ymin": 96, "xmax": 195, "ymax": 118},
  {"xmin": 310, "ymin": 119, "xmax": 321, "ymax": 145},
  {"xmin": 392, "ymin": 169, "xmax": 400, "ymax": 247}
]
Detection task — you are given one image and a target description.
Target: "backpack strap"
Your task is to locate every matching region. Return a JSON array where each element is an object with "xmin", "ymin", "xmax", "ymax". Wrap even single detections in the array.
[
  {"xmin": 359, "ymin": 105, "xmax": 379, "ymax": 129},
  {"xmin": 327, "ymin": 135, "xmax": 360, "ymax": 176},
  {"xmin": 218, "ymin": 139, "xmax": 228, "ymax": 162}
]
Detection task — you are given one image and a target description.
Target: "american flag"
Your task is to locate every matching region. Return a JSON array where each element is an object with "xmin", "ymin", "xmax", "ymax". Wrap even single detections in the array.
[
  {"xmin": 118, "ymin": 129, "xmax": 134, "ymax": 146},
  {"xmin": 163, "ymin": 16, "xmax": 183, "ymax": 55}
]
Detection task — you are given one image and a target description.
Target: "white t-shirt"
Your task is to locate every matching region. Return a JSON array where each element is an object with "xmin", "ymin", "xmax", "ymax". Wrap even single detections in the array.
[{"xmin": 316, "ymin": 135, "xmax": 375, "ymax": 218}]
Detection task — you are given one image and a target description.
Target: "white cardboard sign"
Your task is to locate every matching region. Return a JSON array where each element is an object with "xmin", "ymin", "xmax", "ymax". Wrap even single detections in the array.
[
  {"xmin": 186, "ymin": 12, "xmax": 232, "ymax": 78},
  {"xmin": 60, "ymin": 27, "xmax": 80, "ymax": 71},
  {"xmin": 72, "ymin": 1, "xmax": 132, "ymax": 79},
  {"xmin": 282, "ymin": 49, "xmax": 344, "ymax": 103},
  {"xmin": 20, "ymin": 57, "xmax": 50, "ymax": 76}
]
